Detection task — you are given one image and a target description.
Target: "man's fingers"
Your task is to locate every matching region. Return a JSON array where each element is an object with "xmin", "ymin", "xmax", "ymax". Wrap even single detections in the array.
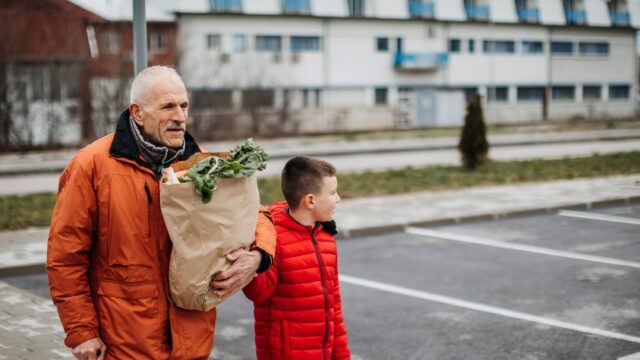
[{"xmin": 225, "ymin": 248, "xmax": 244, "ymax": 262}]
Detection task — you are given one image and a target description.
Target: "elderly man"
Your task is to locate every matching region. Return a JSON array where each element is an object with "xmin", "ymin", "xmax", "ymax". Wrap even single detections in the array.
[{"xmin": 47, "ymin": 66, "xmax": 276, "ymax": 360}]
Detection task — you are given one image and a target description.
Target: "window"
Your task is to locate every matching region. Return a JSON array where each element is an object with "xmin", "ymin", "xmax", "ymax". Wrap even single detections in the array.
[
  {"xmin": 347, "ymin": 0, "xmax": 365, "ymax": 16},
  {"xmin": 521, "ymin": 41, "xmax": 543, "ymax": 54},
  {"xmin": 242, "ymin": 89, "xmax": 274, "ymax": 109},
  {"xmin": 517, "ymin": 86, "xmax": 544, "ymax": 101},
  {"xmin": 516, "ymin": 0, "xmax": 540, "ymax": 23},
  {"xmin": 449, "ymin": 39, "xmax": 461, "ymax": 53},
  {"xmin": 291, "ymin": 36, "xmax": 321, "ymax": 53},
  {"xmin": 283, "ymin": 0, "xmax": 310, "ymax": 14},
  {"xmin": 49, "ymin": 67, "xmax": 61, "ymax": 101},
  {"xmin": 463, "ymin": 87, "xmax": 478, "ymax": 102},
  {"xmin": 487, "ymin": 86, "xmax": 508, "ymax": 102},
  {"xmin": 582, "ymin": 85, "xmax": 601, "ymax": 100},
  {"xmin": 408, "ymin": 0, "xmax": 435, "ymax": 18},
  {"xmin": 609, "ymin": 85, "xmax": 630, "ymax": 100},
  {"xmin": 232, "ymin": 34, "xmax": 246, "ymax": 52},
  {"xmin": 31, "ymin": 67, "xmax": 45, "ymax": 101},
  {"xmin": 465, "ymin": 0, "xmax": 490, "ymax": 20},
  {"xmin": 552, "ymin": 86, "xmax": 575, "ymax": 101},
  {"xmin": 207, "ymin": 34, "xmax": 222, "ymax": 51},
  {"xmin": 483, "ymin": 40, "xmax": 515, "ymax": 54},
  {"xmin": 468, "ymin": 39, "xmax": 475, "ymax": 53},
  {"xmin": 191, "ymin": 90, "xmax": 233, "ymax": 109},
  {"xmin": 102, "ymin": 31, "xmax": 120, "ymax": 54},
  {"xmin": 564, "ymin": 0, "xmax": 586, "ymax": 24},
  {"xmin": 314, "ymin": 88, "xmax": 322, "ymax": 107},
  {"xmin": 551, "ymin": 41, "xmax": 573, "ymax": 55},
  {"xmin": 376, "ymin": 37, "xmax": 389, "ymax": 52},
  {"xmin": 375, "ymin": 88, "xmax": 388, "ymax": 105},
  {"xmin": 578, "ymin": 42, "xmax": 609, "ymax": 56},
  {"xmin": 150, "ymin": 32, "xmax": 167, "ymax": 52},
  {"xmin": 211, "ymin": 0, "xmax": 242, "ymax": 12},
  {"xmin": 256, "ymin": 35, "xmax": 282, "ymax": 53}
]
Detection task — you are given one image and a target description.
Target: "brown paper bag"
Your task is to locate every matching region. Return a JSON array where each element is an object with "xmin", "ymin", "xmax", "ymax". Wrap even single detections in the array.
[{"xmin": 160, "ymin": 158, "xmax": 259, "ymax": 311}]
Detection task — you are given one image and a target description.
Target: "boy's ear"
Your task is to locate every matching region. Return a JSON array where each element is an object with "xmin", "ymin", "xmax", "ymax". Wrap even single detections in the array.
[{"xmin": 302, "ymin": 194, "xmax": 315, "ymax": 209}]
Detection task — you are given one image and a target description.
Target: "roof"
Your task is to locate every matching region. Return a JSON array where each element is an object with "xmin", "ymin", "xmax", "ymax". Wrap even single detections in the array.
[{"xmin": 67, "ymin": 0, "xmax": 175, "ymax": 22}]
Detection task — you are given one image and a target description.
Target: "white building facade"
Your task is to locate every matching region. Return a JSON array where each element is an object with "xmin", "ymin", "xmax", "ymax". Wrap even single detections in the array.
[{"xmin": 175, "ymin": 0, "xmax": 640, "ymax": 133}]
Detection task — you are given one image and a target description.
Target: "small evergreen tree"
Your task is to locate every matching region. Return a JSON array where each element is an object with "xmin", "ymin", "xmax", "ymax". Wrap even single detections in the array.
[{"xmin": 458, "ymin": 95, "xmax": 489, "ymax": 170}]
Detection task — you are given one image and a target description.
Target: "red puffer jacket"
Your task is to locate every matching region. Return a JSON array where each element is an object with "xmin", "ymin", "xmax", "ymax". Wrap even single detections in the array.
[{"xmin": 243, "ymin": 201, "xmax": 350, "ymax": 360}]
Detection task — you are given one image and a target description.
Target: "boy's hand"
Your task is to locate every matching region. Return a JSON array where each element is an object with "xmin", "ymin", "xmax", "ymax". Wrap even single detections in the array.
[
  {"xmin": 72, "ymin": 337, "xmax": 106, "ymax": 360},
  {"xmin": 210, "ymin": 249, "xmax": 261, "ymax": 299}
]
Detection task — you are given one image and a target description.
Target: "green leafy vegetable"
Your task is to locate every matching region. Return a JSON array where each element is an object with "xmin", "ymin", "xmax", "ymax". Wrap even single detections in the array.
[{"xmin": 179, "ymin": 138, "xmax": 268, "ymax": 203}]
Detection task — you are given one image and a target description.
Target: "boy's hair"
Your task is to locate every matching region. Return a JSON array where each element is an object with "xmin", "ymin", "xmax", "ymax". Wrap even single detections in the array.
[{"xmin": 281, "ymin": 156, "xmax": 336, "ymax": 210}]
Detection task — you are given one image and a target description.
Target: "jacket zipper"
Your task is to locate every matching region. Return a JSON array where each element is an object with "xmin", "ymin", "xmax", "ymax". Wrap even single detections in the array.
[
  {"xmin": 144, "ymin": 180, "xmax": 152, "ymax": 238},
  {"xmin": 310, "ymin": 224, "xmax": 330, "ymax": 360}
]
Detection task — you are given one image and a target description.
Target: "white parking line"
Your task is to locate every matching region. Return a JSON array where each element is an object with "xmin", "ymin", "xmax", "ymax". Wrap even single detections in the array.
[
  {"xmin": 340, "ymin": 274, "xmax": 640, "ymax": 344},
  {"xmin": 405, "ymin": 227, "xmax": 640, "ymax": 269},
  {"xmin": 558, "ymin": 210, "xmax": 640, "ymax": 226},
  {"xmin": 618, "ymin": 352, "xmax": 640, "ymax": 360}
]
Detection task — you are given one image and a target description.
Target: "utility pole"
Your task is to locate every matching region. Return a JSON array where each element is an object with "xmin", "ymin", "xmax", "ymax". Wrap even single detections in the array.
[{"xmin": 132, "ymin": 0, "xmax": 147, "ymax": 76}]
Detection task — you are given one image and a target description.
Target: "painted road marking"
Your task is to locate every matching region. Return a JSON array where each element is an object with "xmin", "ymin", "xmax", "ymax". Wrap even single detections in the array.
[
  {"xmin": 405, "ymin": 227, "xmax": 640, "ymax": 269},
  {"xmin": 558, "ymin": 210, "xmax": 640, "ymax": 226},
  {"xmin": 340, "ymin": 274, "xmax": 640, "ymax": 344},
  {"xmin": 618, "ymin": 352, "xmax": 640, "ymax": 360}
]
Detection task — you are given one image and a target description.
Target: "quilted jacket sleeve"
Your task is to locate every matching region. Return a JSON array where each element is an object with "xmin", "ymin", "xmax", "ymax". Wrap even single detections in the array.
[
  {"xmin": 332, "ymin": 262, "xmax": 351, "ymax": 360},
  {"xmin": 251, "ymin": 205, "xmax": 277, "ymax": 263},
  {"xmin": 243, "ymin": 237, "xmax": 280, "ymax": 303},
  {"xmin": 46, "ymin": 159, "xmax": 100, "ymax": 348}
]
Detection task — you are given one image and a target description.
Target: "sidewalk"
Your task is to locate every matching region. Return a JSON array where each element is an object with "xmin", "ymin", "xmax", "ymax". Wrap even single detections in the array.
[
  {"xmin": 0, "ymin": 175, "xmax": 638, "ymax": 358},
  {"xmin": 1, "ymin": 128, "xmax": 639, "ymax": 176}
]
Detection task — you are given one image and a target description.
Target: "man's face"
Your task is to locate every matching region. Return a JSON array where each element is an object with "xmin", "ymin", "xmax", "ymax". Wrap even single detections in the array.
[
  {"xmin": 311, "ymin": 176, "xmax": 340, "ymax": 222},
  {"xmin": 131, "ymin": 73, "xmax": 189, "ymax": 148}
]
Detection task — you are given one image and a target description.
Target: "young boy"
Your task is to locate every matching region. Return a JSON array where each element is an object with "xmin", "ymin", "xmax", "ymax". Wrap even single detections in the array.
[{"xmin": 243, "ymin": 156, "xmax": 351, "ymax": 360}]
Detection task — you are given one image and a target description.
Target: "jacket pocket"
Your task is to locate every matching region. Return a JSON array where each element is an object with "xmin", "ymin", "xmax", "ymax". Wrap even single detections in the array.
[
  {"xmin": 105, "ymin": 264, "xmax": 157, "ymax": 286},
  {"xmin": 281, "ymin": 320, "xmax": 290, "ymax": 359},
  {"xmin": 98, "ymin": 280, "xmax": 158, "ymax": 299}
]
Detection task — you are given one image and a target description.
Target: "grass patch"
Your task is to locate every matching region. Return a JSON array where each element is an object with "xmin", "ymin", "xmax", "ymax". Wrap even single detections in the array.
[
  {"xmin": 2, "ymin": 151, "xmax": 639, "ymax": 231},
  {"xmin": 0, "ymin": 192, "xmax": 57, "ymax": 231}
]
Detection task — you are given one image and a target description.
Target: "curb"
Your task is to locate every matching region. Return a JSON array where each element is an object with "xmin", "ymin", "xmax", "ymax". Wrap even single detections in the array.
[
  {"xmin": 1, "ymin": 134, "xmax": 639, "ymax": 177},
  {"xmin": 336, "ymin": 196, "xmax": 640, "ymax": 239},
  {"xmin": 1, "ymin": 196, "xmax": 638, "ymax": 278}
]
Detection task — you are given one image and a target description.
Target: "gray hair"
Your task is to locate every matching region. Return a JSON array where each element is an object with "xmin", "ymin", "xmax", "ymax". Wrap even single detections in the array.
[{"xmin": 129, "ymin": 66, "xmax": 184, "ymax": 104}]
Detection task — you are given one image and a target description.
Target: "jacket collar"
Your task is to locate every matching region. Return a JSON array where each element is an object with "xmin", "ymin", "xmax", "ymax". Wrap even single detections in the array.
[
  {"xmin": 109, "ymin": 109, "xmax": 200, "ymax": 170},
  {"xmin": 269, "ymin": 201, "xmax": 324, "ymax": 235}
]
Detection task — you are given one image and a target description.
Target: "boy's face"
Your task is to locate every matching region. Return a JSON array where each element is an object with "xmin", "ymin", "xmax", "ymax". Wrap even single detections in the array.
[{"xmin": 310, "ymin": 176, "xmax": 340, "ymax": 222}]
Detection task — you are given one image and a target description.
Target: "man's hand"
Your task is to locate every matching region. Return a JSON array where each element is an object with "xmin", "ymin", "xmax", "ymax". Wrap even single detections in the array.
[
  {"xmin": 72, "ymin": 337, "xmax": 106, "ymax": 360},
  {"xmin": 210, "ymin": 249, "xmax": 261, "ymax": 299}
]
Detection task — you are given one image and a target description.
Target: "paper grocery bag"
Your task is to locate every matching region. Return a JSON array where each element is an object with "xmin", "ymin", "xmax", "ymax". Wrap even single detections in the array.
[{"xmin": 160, "ymin": 170, "xmax": 259, "ymax": 311}]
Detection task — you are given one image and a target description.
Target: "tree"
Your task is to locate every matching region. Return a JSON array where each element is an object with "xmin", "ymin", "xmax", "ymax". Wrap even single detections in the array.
[{"xmin": 458, "ymin": 95, "xmax": 489, "ymax": 170}]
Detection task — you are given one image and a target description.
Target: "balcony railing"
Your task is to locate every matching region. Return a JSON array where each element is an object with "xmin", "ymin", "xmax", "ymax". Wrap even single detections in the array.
[
  {"xmin": 565, "ymin": 9, "xmax": 587, "ymax": 24},
  {"xmin": 211, "ymin": 0, "xmax": 242, "ymax": 12},
  {"xmin": 408, "ymin": 2, "xmax": 435, "ymax": 18},
  {"xmin": 394, "ymin": 52, "xmax": 448, "ymax": 72},
  {"xmin": 517, "ymin": 7, "xmax": 539, "ymax": 23},
  {"xmin": 465, "ymin": 5, "xmax": 490, "ymax": 21},
  {"xmin": 283, "ymin": 0, "xmax": 311, "ymax": 14},
  {"xmin": 611, "ymin": 11, "xmax": 631, "ymax": 26}
]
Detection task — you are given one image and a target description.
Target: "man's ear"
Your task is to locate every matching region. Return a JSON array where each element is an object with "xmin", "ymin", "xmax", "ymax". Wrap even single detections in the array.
[
  {"xmin": 302, "ymin": 194, "xmax": 315, "ymax": 209},
  {"xmin": 129, "ymin": 103, "xmax": 144, "ymax": 126}
]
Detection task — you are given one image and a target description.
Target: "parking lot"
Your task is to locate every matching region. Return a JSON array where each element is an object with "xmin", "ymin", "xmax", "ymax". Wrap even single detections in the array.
[
  {"xmin": 3, "ymin": 203, "xmax": 640, "ymax": 359},
  {"xmin": 211, "ymin": 203, "xmax": 640, "ymax": 360}
]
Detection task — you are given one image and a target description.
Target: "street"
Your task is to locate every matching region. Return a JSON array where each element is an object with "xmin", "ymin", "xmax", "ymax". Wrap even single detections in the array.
[{"xmin": 4, "ymin": 203, "xmax": 639, "ymax": 359}]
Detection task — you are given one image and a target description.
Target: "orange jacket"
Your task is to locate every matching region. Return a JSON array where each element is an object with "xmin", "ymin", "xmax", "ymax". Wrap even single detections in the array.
[{"xmin": 47, "ymin": 110, "xmax": 276, "ymax": 359}]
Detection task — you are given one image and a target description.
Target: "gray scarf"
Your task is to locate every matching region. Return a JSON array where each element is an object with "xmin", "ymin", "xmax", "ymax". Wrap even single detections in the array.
[{"xmin": 129, "ymin": 116, "xmax": 185, "ymax": 178}]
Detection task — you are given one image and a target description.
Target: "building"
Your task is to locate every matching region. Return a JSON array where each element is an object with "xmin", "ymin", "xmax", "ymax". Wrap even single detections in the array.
[
  {"xmin": 174, "ymin": 0, "xmax": 639, "ymax": 136},
  {"xmin": 0, "ymin": 0, "xmax": 177, "ymax": 149}
]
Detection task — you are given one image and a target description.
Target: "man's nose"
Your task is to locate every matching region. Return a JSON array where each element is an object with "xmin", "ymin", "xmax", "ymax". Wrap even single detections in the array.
[{"xmin": 173, "ymin": 106, "xmax": 186, "ymax": 123}]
